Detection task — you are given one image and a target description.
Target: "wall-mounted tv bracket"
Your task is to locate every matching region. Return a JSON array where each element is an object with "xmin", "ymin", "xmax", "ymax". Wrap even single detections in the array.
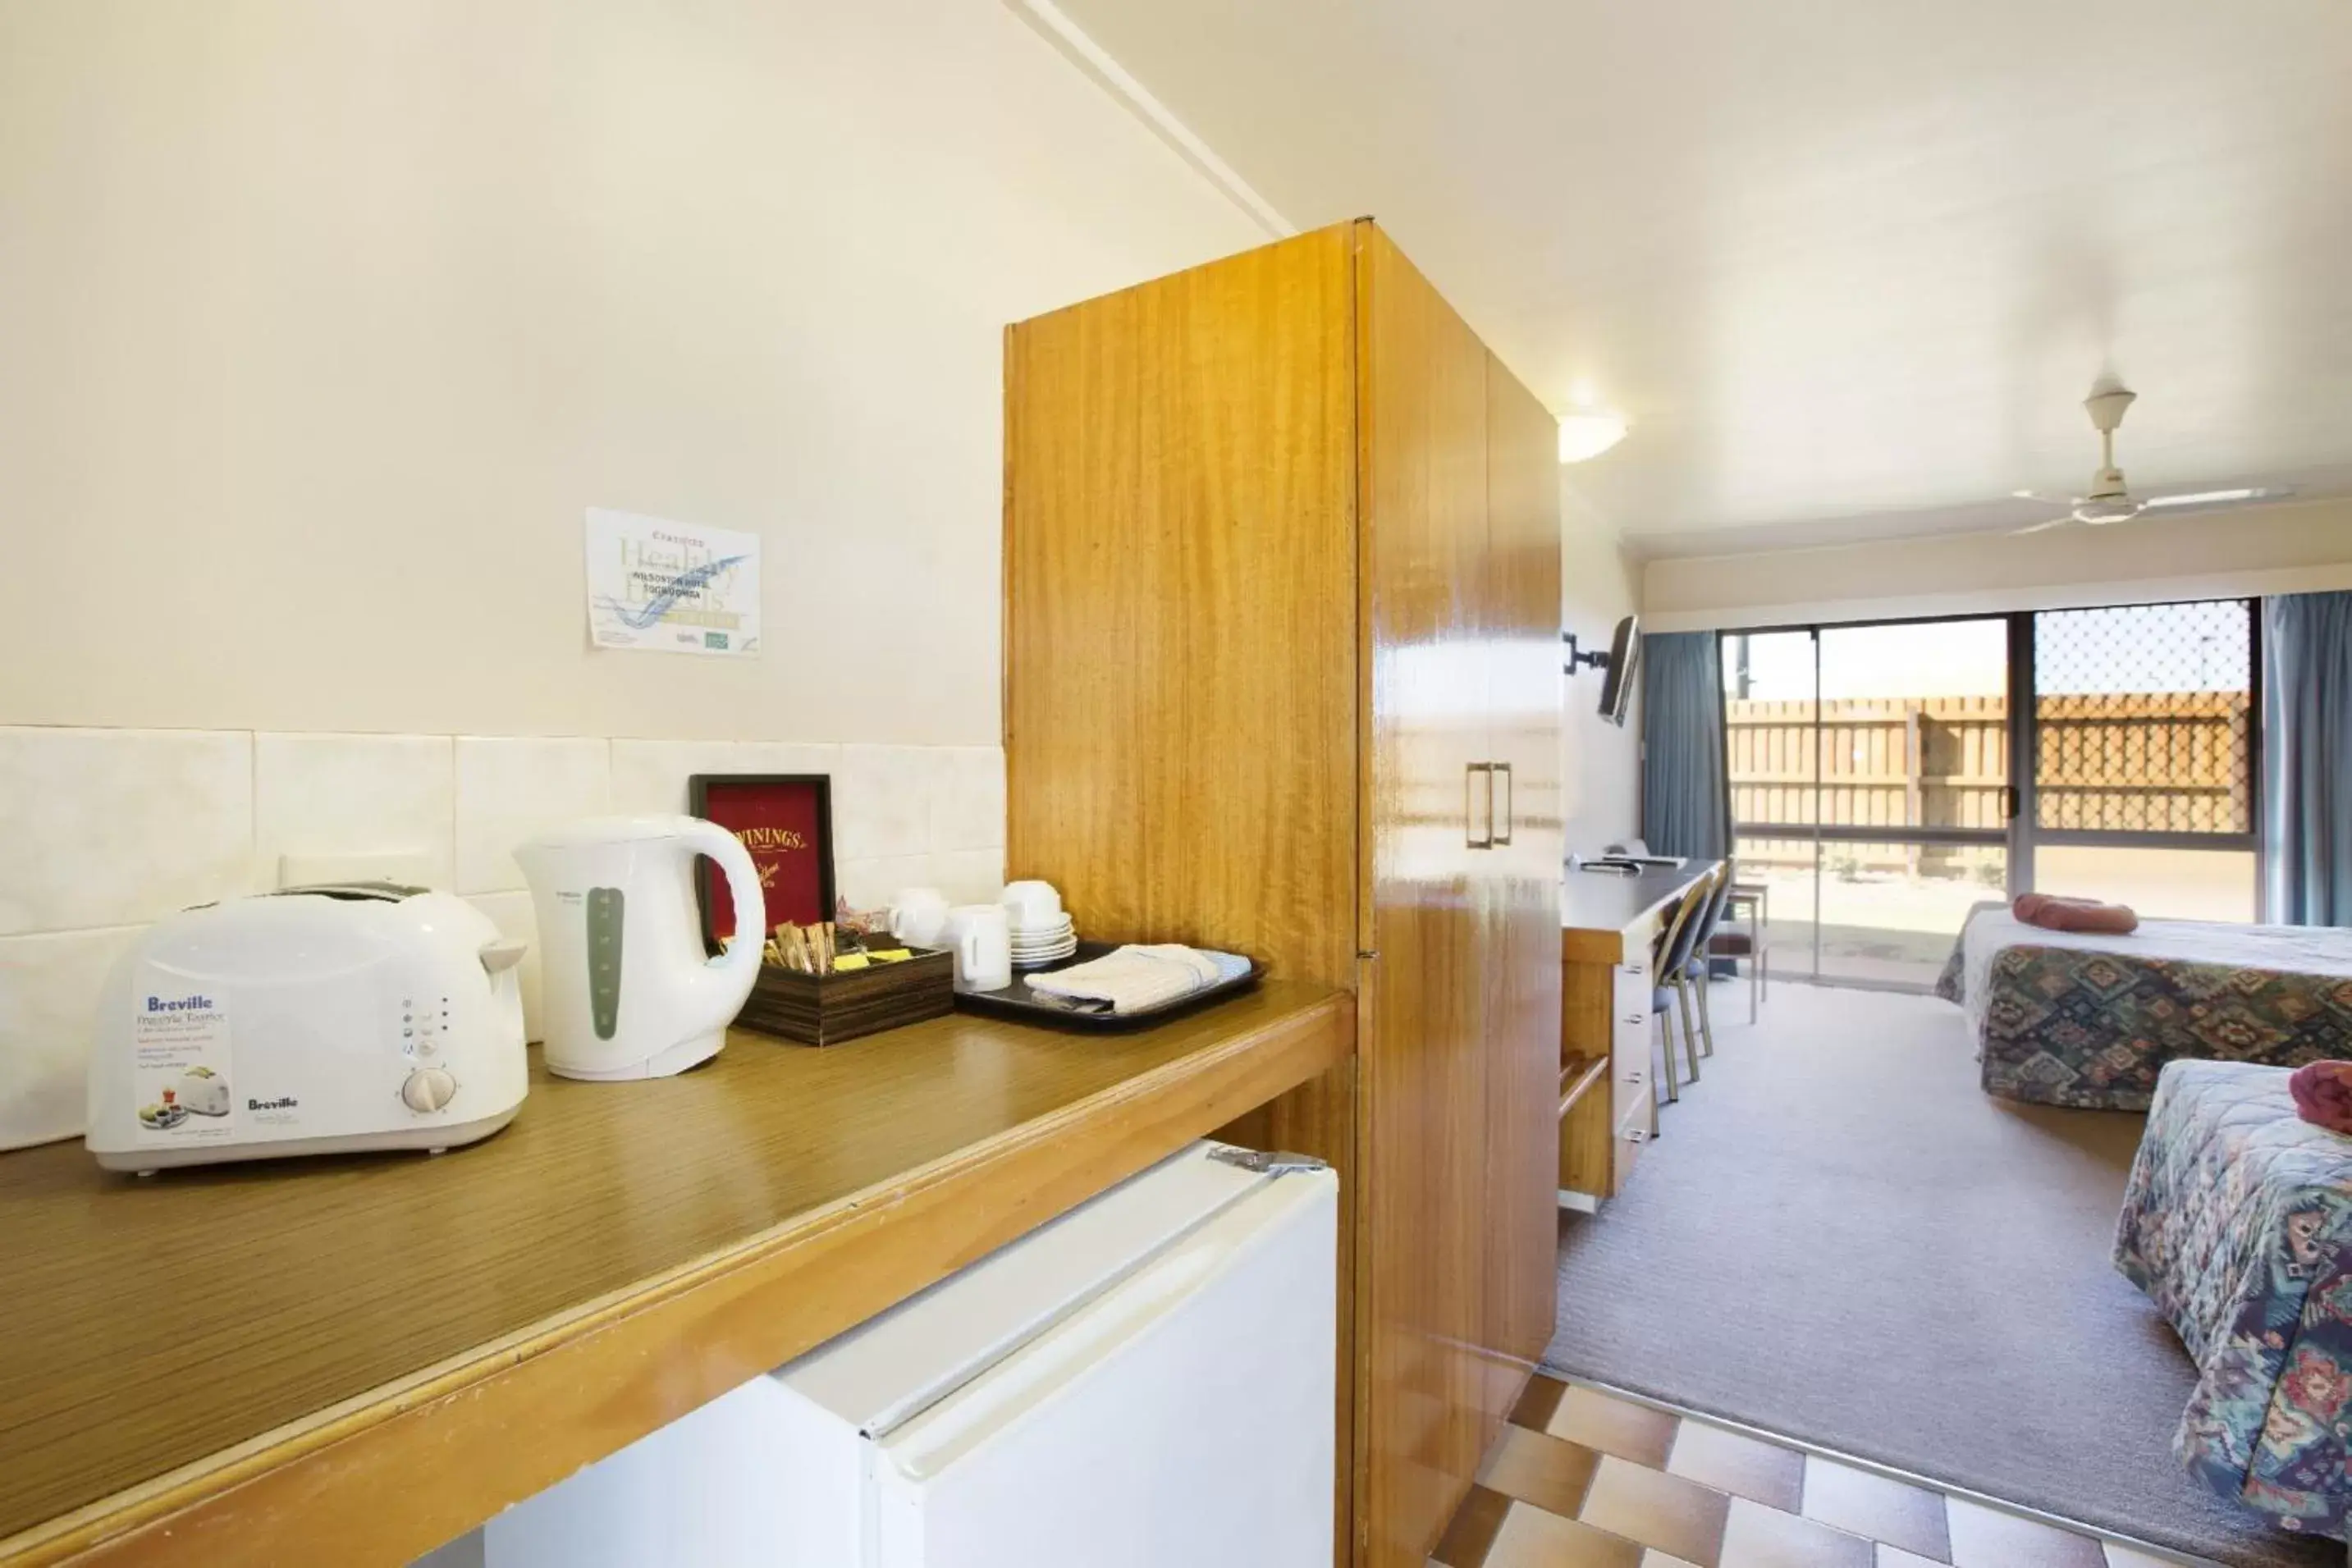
[{"xmin": 1563, "ymin": 631, "xmax": 1613, "ymax": 677}]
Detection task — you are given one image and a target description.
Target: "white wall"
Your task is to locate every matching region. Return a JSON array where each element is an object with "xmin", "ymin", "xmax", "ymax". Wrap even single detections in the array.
[
  {"xmin": 1560, "ymin": 482, "xmax": 1643, "ymax": 857},
  {"xmin": 0, "ymin": 0, "xmax": 1266, "ymax": 1148},
  {"xmin": 1641, "ymin": 496, "xmax": 2352, "ymax": 633},
  {"xmin": 0, "ymin": 0, "xmax": 1264, "ymax": 742}
]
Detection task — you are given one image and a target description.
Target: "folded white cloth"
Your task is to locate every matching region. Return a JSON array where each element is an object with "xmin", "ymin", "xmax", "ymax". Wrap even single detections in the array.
[{"xmin": 1025, "ymin": 944, "xmax": 1236, "ymax": 1014}]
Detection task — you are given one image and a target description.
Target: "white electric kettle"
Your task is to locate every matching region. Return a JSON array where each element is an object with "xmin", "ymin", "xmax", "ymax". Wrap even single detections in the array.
[{"xmin": 515, "ymin": 816, "xmax": 766, "ymax": 1081}]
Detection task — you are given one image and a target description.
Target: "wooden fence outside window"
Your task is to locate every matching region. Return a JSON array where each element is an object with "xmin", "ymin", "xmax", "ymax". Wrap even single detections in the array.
[{"xmin": 1725, "ymin": 693, "xmax": 2253, "ymax": 878}]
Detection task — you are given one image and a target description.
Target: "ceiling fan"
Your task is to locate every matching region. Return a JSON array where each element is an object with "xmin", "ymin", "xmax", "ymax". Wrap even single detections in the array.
[{"xmin": 2012, "ymin": 381, "xmax": 2291, "ymax": 533}]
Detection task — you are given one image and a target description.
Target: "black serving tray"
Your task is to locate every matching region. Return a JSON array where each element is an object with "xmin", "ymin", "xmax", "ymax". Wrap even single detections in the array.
[{"xmin": 952, "ymin": 940, "xmax": 1265, "ymax": 1031}]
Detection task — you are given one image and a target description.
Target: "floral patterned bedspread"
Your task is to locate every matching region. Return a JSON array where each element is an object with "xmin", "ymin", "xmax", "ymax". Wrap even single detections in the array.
[
  {"xmin": 2116, "ymin": 1060, "xmax": 2352, "ymax": 1537},
  {"xmin": 1936, "ymin": 916, "xmax": 2352, "ymax": 1111},
  {"xmin": 1932, "ymin": 900, "xmax": 2002, "ymax": 1005}
]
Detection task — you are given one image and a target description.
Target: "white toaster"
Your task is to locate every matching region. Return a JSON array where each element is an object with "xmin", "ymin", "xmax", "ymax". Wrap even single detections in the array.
[{"xmin": 85, "ymin": 885, "xmax": 531, "ymax": 1173}]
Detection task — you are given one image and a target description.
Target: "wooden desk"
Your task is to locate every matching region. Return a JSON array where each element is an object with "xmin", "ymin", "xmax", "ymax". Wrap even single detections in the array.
[
  {"xmin": 1558, "ymin": 863, "xmax": 1716, "ymax": 1205},
  {"xmin": 0, "ymin": 986, "xmax": 1349, "ymax": 1568}
]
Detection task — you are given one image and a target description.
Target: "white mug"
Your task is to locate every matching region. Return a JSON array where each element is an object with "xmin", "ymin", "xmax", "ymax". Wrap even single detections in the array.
[
  {"xmin": 942, "ymin": 903, "xmax": 1012, "ymax": 992},
  {"xmin": 890, "ymin": 886, "xmax": 951, "ymax": 949},
  {"xmin": 1000, "ymin": 879, "xmax": 1064, "ymax": 930}
]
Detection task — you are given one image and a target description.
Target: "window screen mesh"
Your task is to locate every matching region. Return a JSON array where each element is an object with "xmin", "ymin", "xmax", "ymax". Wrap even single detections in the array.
[{"xmin": 2033, "ymin": 601, "xmax": 2253, "ymax": 834}]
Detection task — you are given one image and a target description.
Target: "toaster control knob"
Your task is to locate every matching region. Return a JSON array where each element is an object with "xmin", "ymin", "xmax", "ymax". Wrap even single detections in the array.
[{"xmin": 400, "ymin": 1068, "xmax": 457, "ymax": 1113}]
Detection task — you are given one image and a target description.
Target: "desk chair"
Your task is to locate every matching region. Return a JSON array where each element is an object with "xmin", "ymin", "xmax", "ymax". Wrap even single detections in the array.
[
  {"xmin": 1676, "ymin": 871, "xmax": 1735, "ymax": 1059},
  {"xmin": 1649, "ymin": 867, "xmax": 1718, "ymax": 1106}
]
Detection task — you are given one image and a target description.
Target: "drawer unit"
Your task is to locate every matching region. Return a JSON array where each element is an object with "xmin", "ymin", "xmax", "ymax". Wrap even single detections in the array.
[
  {"xmin": 1562, "ymin": 862, "xmax": 1723, "ymax": 1208},
  {"xmin": 1613, "ymin": 1086, "xmax": 1652, "ymax": 1191},
  {"xmin": 1611, "ymin": 959, "xmax": 1650, "ymax": 1099},
  {"xmin": 1613, "ymin": 958, "xmax": 1650, "ymax": 1023},
  {"xmin": 1559, "ymin": 952, "xmax": 1657, "ymax": 1204},
  {"xmin": 1612, "ymin": 1040, "xmax": 1649, "ymax": 1102}
]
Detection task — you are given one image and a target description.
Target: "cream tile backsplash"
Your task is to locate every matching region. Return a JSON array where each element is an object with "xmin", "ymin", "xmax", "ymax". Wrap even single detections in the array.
[
  {"xmin": 836, "ymin": 744, "xmax": 939, "ymax": 860},
  {"xmin": 931, "ymin": 747, "xmax": 1008, "ymax": 853},
  {"xmin": 835, "ymin": 853, "xmax": 936, "ymax": 916},
  {"xmin": 935, "ymin": 848, "xmax": 1012, "ymax": 905},
  {"xmin": 255, "ymin": 733, "xmax": 456, "ymax": 891},
  {"xmin": 735, "ymin": 741, "xmax": 844, "ymax": 784},
  {"xmin": 0, "ymin": 727, "xmax": 254, "ymax": 936},
  {"xmin": 452, "ymin": 736, "xmax": 615, "ymax": 894},
  {"xmin": 0, "ymin": 926, "xmax": 145, "ymax": 1151},
  {"xmin": 608, "ymin": 738, "xmax": 746, "ymax": 818},
  {"xmin": 0, "ymin": 725, "xmax": 1005, "ymax": 1150},
  {"xmin": 608, "ymin": 740, "xmax": 840, "ymax": 818}
]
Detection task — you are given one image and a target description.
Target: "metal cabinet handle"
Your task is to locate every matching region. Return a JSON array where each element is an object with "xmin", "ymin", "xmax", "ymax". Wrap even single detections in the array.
[
  {"xmin": 1625, "ymin": 1128, "xmax": 1648, "ymax": 1145},
  {"xmin": 1623, "ymin": 1014, "xmax": 1645, "ymax": 1026},
  {"xmin": 1626, "ymin": 1070, "xmax": 1644, "ymax": 1085},
  {"xmin": 1492, "ymin": 762, "xmax": 1513, "ymax": 845},
  {"xmin": 1466, "ymin": 763, "xmax": 1494, "ymax": 849}
]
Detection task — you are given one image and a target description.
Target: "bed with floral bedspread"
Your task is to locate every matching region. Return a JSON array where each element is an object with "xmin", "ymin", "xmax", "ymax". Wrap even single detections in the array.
[
  {"xmin": 1935, "ymin": 909, "xmax": 2352, "ymax": 1111},
  {"xmin": 2116, "ymin": 1058, "xmax": 2352, "ymax": 1537}
]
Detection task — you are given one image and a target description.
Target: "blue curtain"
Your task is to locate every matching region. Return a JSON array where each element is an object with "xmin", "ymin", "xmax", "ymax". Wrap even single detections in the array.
[
  {"xmin": 1641, "ymin": 630, "xmax": 1729, "ymax": 859},
  {"xmin": 2264, "ymin": 591, "xmax": 2352, "ymax": 926}
]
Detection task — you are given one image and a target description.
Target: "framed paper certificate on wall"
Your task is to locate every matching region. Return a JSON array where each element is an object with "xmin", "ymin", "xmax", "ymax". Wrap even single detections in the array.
[{"xmin": 688, "ymin": 774, "xmax": 836, "ymax": 951}]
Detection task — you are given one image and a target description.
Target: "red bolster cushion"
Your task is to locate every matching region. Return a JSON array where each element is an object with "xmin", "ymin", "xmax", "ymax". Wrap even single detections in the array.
[
  {"xmin": 2291, "ymin": 1061, "xmax": 2352, "ymax": 1136},
  {"xmin": 2011, "ymin": 893, "xmax": 2139, "ymax": 935}
]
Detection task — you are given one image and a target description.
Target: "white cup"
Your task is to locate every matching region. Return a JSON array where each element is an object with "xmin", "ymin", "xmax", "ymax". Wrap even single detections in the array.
[
  {"xmin": 943, "ymin": 904, "xmax": 1013, "ymax": 992},
  {"xmin": 1000, "ymin": 879, "xmax": 1064, "ymax": 930},
  {"xmin": 890, "ymin": 886, "xmax": 951, "ymax": 949}
]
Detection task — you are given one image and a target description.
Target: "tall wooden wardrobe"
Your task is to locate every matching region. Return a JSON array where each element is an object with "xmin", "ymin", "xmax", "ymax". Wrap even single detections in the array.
[{"xmin": 1003, "ymin": 219, "xmax": 1563, "ymax": 1567}]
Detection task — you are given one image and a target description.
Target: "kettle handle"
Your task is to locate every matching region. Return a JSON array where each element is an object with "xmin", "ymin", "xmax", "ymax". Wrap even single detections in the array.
[{"xmin": 679, "ymin": 818, "xmax": 766, "ymax": 982}]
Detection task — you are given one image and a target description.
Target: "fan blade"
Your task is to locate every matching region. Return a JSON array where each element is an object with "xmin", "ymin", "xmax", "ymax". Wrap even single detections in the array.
[
  {"xmin": 2011, "ymin": 489, "xmax": 2078, "ymax": 505},
  {"xmin": 2139, "ymin": 486, "xmax": 2292, "ymax": 513},
  {"xmin": 2012, "ymin": 516, "xmax": 2075, "ymax": 536}
]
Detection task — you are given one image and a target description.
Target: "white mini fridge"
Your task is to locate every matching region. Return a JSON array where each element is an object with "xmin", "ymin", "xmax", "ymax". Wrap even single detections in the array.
[{"xmin": 482, "ymin": 1141, "xmax": 1336, "ymax": 1568}]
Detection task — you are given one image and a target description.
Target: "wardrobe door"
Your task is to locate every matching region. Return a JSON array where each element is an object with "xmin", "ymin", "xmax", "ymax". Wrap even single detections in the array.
[
  {"xmin": 1482, "ymin": 354, "xmax": 1567, "ymax": 1374},
  {"xmin": 1357, "ymin": 222, "xmax": 1498, "ymax": 1568},
  {"xmin": 1004, "ymin": 225, "xmax": 1360, "ymax": 986}
]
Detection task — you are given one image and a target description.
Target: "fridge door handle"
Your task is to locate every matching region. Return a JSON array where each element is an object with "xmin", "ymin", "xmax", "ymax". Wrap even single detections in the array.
[
  {"xmin": 1493, "ymin": 762, "xmax": 1514, "ymax": 846},
  {"xmin": 1206, "ymin": 1147, "xmax": 1330, "ymax": 1177}
]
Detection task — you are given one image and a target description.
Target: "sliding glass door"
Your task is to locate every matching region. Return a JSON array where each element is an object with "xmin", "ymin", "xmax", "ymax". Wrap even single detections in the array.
[
  {"xmin": 1723, "ymin": 598, "xmax": 2261, "ymax": 991},
  {"xmin": 1723, "ymin": 618, "xmax": 2009, "ymax": 989}
]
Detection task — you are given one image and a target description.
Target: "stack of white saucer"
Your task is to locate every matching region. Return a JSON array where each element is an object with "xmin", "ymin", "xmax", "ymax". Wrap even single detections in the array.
[{"xmin": 1002, "ymin": 879, "xmax": 1077, "ymax": 967}]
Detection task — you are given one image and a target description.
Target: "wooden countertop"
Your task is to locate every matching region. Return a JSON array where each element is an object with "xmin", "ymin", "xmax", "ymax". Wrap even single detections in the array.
[
  {"xmin": 1561, "ymin": 862, "xmax": 1715, "ymax": 964},
  {"xmin": 0, "ymin": 984, "xmax": 1350, "ymax": 1568}
]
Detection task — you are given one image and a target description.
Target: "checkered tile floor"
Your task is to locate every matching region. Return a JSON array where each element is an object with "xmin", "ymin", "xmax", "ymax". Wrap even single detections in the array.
[{"xmin": 1431, "ymin": 1377, "xmax": 2212, "ymax": 1568}]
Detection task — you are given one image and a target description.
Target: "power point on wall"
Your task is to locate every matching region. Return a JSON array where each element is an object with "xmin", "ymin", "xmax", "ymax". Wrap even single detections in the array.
[{"xmin": 278, "ymin": 852, "xmax": 440, "ymax": 890}]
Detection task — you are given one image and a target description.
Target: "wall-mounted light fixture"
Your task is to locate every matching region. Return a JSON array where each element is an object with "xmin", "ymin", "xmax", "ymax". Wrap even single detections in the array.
[{"xmin": 1557, "ymin": 411, "xmax": 1629, "ymax": 464}]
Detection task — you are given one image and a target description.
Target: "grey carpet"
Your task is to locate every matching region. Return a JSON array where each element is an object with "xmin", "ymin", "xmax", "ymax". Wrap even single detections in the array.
[{"xmin": 1543, "ymin": 982, "xmax": 2341, "ymax": 1568}]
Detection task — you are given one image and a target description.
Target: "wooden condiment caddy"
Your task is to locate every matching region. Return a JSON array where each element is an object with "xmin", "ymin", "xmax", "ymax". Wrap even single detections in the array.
[{"xmin": 735, "ymin": 945, "xmax": 956, "ymax": 1047}]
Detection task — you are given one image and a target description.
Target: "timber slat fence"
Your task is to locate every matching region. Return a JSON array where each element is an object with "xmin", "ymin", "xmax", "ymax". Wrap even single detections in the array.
[{"xmin": 1727, "ymin": 692, "xmax": 2251, "ymax": 874}]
